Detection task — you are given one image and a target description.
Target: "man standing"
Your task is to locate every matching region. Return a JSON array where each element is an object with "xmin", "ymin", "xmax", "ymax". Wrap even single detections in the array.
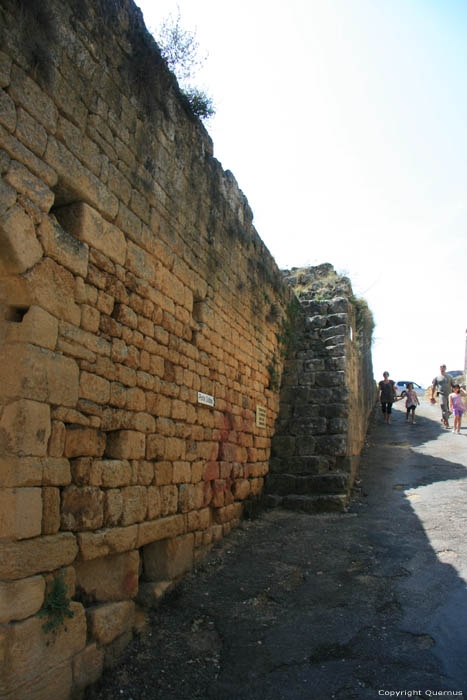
[{"xmin": 431, "ymin": 364, "xmax": 454, "ymax": 429}]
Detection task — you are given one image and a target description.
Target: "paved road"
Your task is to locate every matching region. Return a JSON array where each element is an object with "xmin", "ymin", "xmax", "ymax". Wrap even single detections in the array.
[{"xmin": 89, "ymin": 398, "xmax": 467, "ymax": 700}]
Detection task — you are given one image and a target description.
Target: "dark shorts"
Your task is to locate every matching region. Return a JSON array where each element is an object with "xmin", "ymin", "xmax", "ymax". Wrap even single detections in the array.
[
  {"xmin": 406, "ymin": 405, "xmax": 416, "ymax": 414},
  {"xmin": 381, "ymin": 402, "xmax": 393, "ymax": 414}
]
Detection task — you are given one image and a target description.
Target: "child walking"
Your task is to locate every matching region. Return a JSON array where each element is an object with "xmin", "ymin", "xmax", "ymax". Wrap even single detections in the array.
[
  {"xmin": 449, "ymin": 384, "xmax": 466, "ymax": 434},
  {"xmin": 404, "ymin": 383, "xmax": 420, "ymax": 424}
]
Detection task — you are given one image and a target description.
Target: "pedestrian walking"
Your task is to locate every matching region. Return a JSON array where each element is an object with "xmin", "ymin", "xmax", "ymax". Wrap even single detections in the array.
[
  {"xmin": 404, "ymin": 383, "xmax": 420, "ymax": 424},
  {"xmin": 449, "ymin": 384, "xmax": 466, "ymax": 434},
  {"xmin": 378, "ymin": 371, "xmax": 397, "ymax": 424},
  {"xmin": 431, "ymin": 364, "xmax": 454, "ymax": 429}
]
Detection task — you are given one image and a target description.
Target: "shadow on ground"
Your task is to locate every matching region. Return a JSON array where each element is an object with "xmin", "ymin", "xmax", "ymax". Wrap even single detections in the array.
[{"xmin": 87, "ymin": 399, "xmax": 467, "ymax": 700}]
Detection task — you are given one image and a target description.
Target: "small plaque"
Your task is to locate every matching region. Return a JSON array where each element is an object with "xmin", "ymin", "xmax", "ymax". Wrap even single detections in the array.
[
  {"xmin": 256, "ymin": 405, "xmax": 267, "ymax": 428},
  {"xmin": 198, "ymin": 392, "xmax": 215, "ymax": 407}
]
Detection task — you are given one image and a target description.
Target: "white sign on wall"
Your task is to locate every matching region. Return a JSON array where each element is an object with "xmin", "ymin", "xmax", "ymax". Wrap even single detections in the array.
[{"xmin": 197, "ymin": 392, "xmax": 215, "ymax": 407}]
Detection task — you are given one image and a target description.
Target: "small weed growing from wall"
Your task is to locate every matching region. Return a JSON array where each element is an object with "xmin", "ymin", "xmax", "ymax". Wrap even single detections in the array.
[
  {"xmin": 39, "ymin": 572, "xmax": 74, "ymax": 634},
  {"xmin": 267, "ymin": 355, "xmax": 280, "ymax": 392}
]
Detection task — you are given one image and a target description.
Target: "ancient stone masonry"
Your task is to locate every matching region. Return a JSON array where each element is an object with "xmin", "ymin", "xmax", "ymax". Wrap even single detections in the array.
[
  {"xmin": 0, "ymin": 1, "xmax": 374, "ymax": 698},
  {"xmin": 266, "ymin": 265, "xmax": 376, "ymax": 512},
  {"xmin": 0, "ymin": 0, "xmax": 293, "ymax": 697}
]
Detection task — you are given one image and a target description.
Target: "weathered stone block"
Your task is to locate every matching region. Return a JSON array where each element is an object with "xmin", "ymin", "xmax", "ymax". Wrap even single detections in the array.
[
  {"xmin": 42, "ymin": 486, "xmax": 60, "ymax": 535},
  {"xmin": 64, "ymin": 426, "xmax": 105, "ymax": 458},
  {"xmin": 137, "ymin": 514, "xmax": 185, "ymax": 547},
  {"xmin": 121, "ymin": 485, "xmax": 147, "ymax": 526},
  {"xmin": 0, "ymin": 203, "xmax": 42, "ymax": 274},
  {"xmin": 73, "ymin": 642, "xmax": 104, "ymax": 691},
  {"xmin": 24, "ymin": 257, "xmax": 81, "ymax": 325},
  {"xmin": 6, "ymin": 305, "xmax": 58, "ymax": 350},
  {"xmin": 37, "ymin": 216, "xmax": 89, "ymax": 277},
  {"xmin": 0, "ymin": 86, "xmax": 16, "ymax": 131},
  {"xmin": 5, "ymin": 160, "xmax": 54, "ymax": 212},
  {"xmin": 42, "ymin": 457, "xmax": 71, "ymax": 485},
  {"xmin": 0, "ymin": 487, "xmax": 42, "ymax": 539},
  {"xmin": 0, "ymin": 399, "xmax": 50, "ymax": 457},
  {"xmin": 87, "ymin": 600, "xmax": 135, "ymax": 645},
  {"xmin": 9, "ymin": 66, "xmax": 58, "ymax": 132},
  {"xmin": 0, "ymin": 532, "xmax": 78, "ymax": 580},
  {"xmin": 61, "ymin": 485, "xmax": 104, "ymax": 531},
  {"xmin": 16, "ymin": 107, "xmax": 47, "ymax": 156},
  {"xmin": 74, "ymin": 550, "xmax": 139, "ymax": 601},
  {"xmin": 232, "ymin": 479, "xmax": 251, "ymax": 500},
  {"xmin": 54, "ymin": 200, "xmax": 125, "ymax": 265},
  {"xmin": 77, "ymin": 526, "xmax": 138, "ymax": 560},
  {"xmin": 106, "ymin": 430, "xmax": 146, "ymax": 459},
  {"xmin": 144, "ymin": 533, "xmax": 194, "ymax": 581},
  {"xmin": 79, "ymin": 371, "xmax": 111, "ymax": 405},
  {"xmin": 0, "ymin": 602, "xmax": 85, "ymax": 696},
  {"xmin": 0, "ymin": 575, "xmax": 45, "ymax": 624}
]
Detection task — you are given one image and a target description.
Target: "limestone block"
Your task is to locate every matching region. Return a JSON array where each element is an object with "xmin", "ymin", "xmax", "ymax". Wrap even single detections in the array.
[
  {"xmin": 126, "ymin": 240, "xmax": 157, "ymax": 283},
  {"xmin": 3, "ymin": 663, "xmax": 73, "ymax": 700},
  {"xmin": 0, "ymin": 456, "xmax": 42, "ymax": 487},
  {"xmin": 77, "ymin": 526, "xmax": 137, "ymax": 560},
  {"xmin": 87, "ymin": 600, "xmax": 135, "ymax": 645},
  {"xmin": 42, "ymin": 486, "xmax": 60, "ymax": 535},
  {"xmin": 0, "ymin": 122, "xmax": 58, "ymax": 190},
  {"xmin": 1, "ymin": 602, "xmax": 85, "ymax": 696},
  {"xmin": 179, "ymin": 483, "xmax": 204, "ymax": 513},
  {"xmin": 160, "ymin": 485, "xmax": 178, "ymax": 515},
  {"xmin": 0, "ymin": 178, "xmax": 16, "ymax": 216},
  {"xmin": 0, "ymin": 203, "xmax": 42, "ymax": 274},
  {"xmin": 94, "ymin": 459, "xmax": 132, "ymax": 488},
  {"xmin": 24, "ymin": 257, "xmax": 81, "ymax": 325},
  {"xmin": 37, "ymin": 215, "xmax": 89, "ymax": 277},
  {"xmin": 59, "ymin": 320, "xmax": 111, "ymax": 357},
  {"xmin": 125, "ymin": 412, "xmax": 155, "ymax": 433},
  {"xmin": 64, "ymin": 426, "xmax": 105, "ymax": 458},
  {"xmin": 0, "ymin": 399, "xmax": 50, "ymax": 457},
  {"xmin": 5, "ymin": 160, "xmax": 54, "ymax": 212},
  {"xmin": 0, "ymin": 575, "xmax": 45, "ymax": 624},
  {"xmin": 74, "ymin": 550, "xmax": 139, "ymax": 601},
  {"xmin": 44, "ymin": 137, "xmax": 118, "ymax": 220},
  {"xmin": 144, "ymin": 533, "xmax": 194, "ymax": 581},
  {"xmin": 315, "ymin": 434, "xmax": 347, "ymax": 456},
  {"xmin": 137, "ymin": 514, "xmax": 185, "ymax": 548},
  {"xmin": 79, "ymin": 371, "xmax": 111, "ymax": 405},
  {"xmin": 54, "ymin": 200, "xmax": 125, "ymax": 265},
  {"xmin": 0, "ymin": 50, "xmax": 11, "ymax": 88},
  {"xmin": 233, "ymin": 479, "xmax": 251, "ymax": 501},
  {"xmin": 61, "ymin": 485, "xmax": 104, "ymax": 531},
  {"xmin": 0, "ymin": 487, "xmax": 42, "ymax": 540},
  {"xmin": 5, "ymin": 305, "xmax": 58, "ymax": 350},
  {"xmin": 187, "ymin": 507, "xmax": 211, "ymax": 532},
  {"xmin": 106, "ymin": 430, "xmax": 146, "ymax": 459},
  {"xmin": 9, "ymin": 66, "xmax": 58, "ymax": 131},
  {"xmin": 173, "ymin": 461, "xmax": 191, "ymax": 484},
  {"xmin": 81, "ymin": 304, "xmax": 100, "ymax": 333},
  {"xmin": 121, "ymin": 485, "xmax": 148, "ymax": 526},
  {"xmin": 0, "ymin": 86, "xmax": 16, "ymax": 131},
  {"xmin": 73, "ymin": 642, "xmax": 104, "ymax": 691},
  {"xmin": 42, "ymin": 457, "xmax": 71, "ymax": 486},
  {"xmin": 0, "ymin": 532, "xmax": 78, "ymax": 580},
  {"xmin": 48, "ymin": 420, "xmax": 65, "ymax": 457},
  {"xmin": 146, "ymin": 485, "xmax": 161, "ymax": 520},
  {"xmin": 15, "ymin": 107, "xmax": 47, "ymax": 156}
]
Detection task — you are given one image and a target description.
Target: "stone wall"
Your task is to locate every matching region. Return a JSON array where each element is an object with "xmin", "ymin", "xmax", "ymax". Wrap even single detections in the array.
[
  {"xmin": 0, "ymin": 1, "xmax": 292, "ymax": 697},
  {"xmin": 266, "ymin": 265, "xmax": 375, "ymax": 511},
  {"xmin": 0, "ymin": 2, "xmax": 374, "ymax": 698}
]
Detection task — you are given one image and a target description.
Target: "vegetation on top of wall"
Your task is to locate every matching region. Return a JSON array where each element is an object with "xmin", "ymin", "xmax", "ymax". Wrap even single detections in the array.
[
  {"xmin": 153, "ymin": 8, "xmax": 215, "ymax": 120},
  {"xmin": 284, "ymin": 263, "xmax": 352, "ymax": 301}
]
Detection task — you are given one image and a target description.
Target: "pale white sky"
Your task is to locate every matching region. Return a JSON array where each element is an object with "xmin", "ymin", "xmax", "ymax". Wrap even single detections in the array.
[{"xmin": 136, "ymin": 0, "xmax": 467, "ymax": 387}]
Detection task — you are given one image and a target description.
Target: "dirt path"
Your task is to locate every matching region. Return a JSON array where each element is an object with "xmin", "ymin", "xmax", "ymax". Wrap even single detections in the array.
[{"xmin": 87, "ymin": 399, "xmax": 467, "ymax": 700}]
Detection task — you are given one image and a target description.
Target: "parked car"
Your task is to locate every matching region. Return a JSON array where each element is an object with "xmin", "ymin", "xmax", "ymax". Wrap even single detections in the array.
[{"xmin": 395, "ymin": 381, "xmax": 425, "ymax": 397}]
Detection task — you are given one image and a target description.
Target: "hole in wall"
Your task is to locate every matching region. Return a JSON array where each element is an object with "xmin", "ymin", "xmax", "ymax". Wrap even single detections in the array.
[{"xmin": 5, "ymin": 306, "xmax": 29, "ymax": 323}]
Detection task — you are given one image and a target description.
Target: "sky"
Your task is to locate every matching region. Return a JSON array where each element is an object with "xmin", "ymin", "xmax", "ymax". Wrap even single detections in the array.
[{"xmin": 135, "ymin": 0, "xmax": 467, "ymax": 388}]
